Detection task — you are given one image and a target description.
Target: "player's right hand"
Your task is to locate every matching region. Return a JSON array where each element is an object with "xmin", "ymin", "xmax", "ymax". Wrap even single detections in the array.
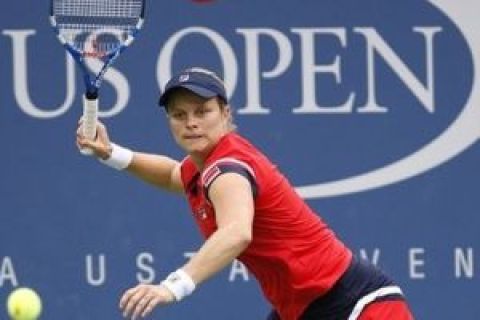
[
  {"xmin": 76, "ymin": 119, "xmax": 113, "ymax": 159},
  {"xmin": 119, "ymin": 283, "xmax": 176, "ymax": 320}
]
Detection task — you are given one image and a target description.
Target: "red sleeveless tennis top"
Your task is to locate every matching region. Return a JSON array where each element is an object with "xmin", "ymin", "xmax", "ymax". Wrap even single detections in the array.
[{"xmin": 180, "ymin": 132, "xmax": 352, "ymax": 320}]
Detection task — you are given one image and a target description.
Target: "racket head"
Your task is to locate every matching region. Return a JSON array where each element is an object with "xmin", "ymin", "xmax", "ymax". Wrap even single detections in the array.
[
  {"xmin": 49, "ymin": 0, "xmax": 146, "ymax": 156},
  {"xmin": 49, "ymin": 0, "xmax": 145, "ymax": 59}
]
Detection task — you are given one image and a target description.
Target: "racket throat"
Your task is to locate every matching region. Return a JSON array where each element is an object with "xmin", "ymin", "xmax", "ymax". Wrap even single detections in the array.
[{"xmin": 85, "ymin": 88, "xmax": 99, "ymax": 100}]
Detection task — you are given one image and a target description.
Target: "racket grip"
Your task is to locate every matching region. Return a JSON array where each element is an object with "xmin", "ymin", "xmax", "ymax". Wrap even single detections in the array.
[{"xmin": 80, "ymin": 95, "xmax": 99, "ymax": 156}]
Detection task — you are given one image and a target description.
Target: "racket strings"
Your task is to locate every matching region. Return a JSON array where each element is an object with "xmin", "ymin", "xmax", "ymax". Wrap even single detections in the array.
[
  {"xmin": 56, "ymin": 23, "xmax": 137, "ymax": 31},
  {"xmin": 52, "ymin": 0, "xmax": 143, "ymax": 56},
  {"xmin": 56, "ymin": 23, "xmax": 137, "ymax": 36},
  {"xmin": 56, "ymin": 23, "xmax": 135, "ymax": 56},
  {"xmin": 74, "ymin": 40, "xmax": 124, "ymax": 58},
  {"xmin": 53, "ymin": 0, "xmax": 143, "ymax": 19}
]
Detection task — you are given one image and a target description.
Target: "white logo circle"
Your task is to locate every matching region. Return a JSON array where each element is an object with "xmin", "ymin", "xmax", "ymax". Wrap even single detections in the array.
[{"xmin": 296, "ymin": 0, "xmax": 480, "ymax": 199}]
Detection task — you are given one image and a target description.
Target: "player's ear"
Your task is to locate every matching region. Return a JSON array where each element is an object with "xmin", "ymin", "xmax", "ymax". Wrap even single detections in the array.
[
  {"xmin": 224, "ymin": 104, "xmax": 231, "ymax": 115},
  {"xmin": 218, "ymin": 98, "xmax": 229, "ymax": 113},
  {"xmin": 223, "ymin": 104, "xmax": 232, "ymax": 121}
]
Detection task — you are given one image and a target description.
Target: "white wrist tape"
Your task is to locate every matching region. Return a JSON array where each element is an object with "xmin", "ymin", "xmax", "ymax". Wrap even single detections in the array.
[
  {"xmin": 160, "ymin": 269, "xmax": 196, "ymax": 301},
  {"xmin": 99, "ymin": 143, "xmax": 133, "ymax": 170}
]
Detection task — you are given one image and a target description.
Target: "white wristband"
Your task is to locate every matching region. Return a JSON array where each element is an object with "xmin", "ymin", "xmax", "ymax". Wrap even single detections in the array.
[
  {"xmin": 99, "ymin": 143, "xmax": 133, "ymax": 170},
  {"xmin": 160, "ymin": 269, "xmax": 196, "ymax": 301}
]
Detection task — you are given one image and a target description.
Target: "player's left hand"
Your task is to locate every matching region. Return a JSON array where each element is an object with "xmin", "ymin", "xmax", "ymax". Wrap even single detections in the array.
[{"xmin": 119, "ymin": 283, "xmax": 175, "ymax": 319}]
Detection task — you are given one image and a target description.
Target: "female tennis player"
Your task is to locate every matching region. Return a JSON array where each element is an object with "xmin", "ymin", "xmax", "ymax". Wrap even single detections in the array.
[{"xmin": 76, "ymin": 67, "xmax": 414, "ymax": 320}]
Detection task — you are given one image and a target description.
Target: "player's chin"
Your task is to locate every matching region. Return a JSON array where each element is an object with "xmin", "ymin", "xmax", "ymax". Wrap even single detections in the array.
[
  {"xmin": 179, "ymin": 141, "xmax": 198, "ymax": 152},
  {"xmin": 182, "ymin": 138, "xmax": 205, "ymax": 149},
  {"xmin": 184, "ymin": 143, "xmax": 212, "ymax": 157}
]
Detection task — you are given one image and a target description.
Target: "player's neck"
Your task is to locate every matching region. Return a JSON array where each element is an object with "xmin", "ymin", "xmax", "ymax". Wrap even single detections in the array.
[{"xmin": 190, "ymin": 155, "xmax": 205, "ymax": 171}]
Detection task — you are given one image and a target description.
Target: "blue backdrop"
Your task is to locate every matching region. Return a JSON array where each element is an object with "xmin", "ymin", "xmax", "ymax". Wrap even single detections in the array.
[{"xmin": 1, "ymin": 0, "xmax": 479, "ymax": 319}]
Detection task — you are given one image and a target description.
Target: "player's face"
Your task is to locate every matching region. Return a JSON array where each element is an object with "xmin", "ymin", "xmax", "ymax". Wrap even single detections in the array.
[{"xmin": 167, "ymin": 89, "xmax": 231, "ymax": 162}]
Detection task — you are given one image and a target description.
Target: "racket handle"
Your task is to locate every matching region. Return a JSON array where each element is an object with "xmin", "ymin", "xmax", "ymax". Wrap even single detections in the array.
[{"xmin": 80, "ymin": 95, "xmax": 99, "ymax": 156}]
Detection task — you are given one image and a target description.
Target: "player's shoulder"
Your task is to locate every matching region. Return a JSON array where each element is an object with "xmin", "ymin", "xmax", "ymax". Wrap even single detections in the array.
[
  {"xmin": 201, "ymin": 133, "xmax": 260, "ymax": 183},
  {"xmin": 208, "ymin": 132, "xmax": 258, "ymax": 160}
]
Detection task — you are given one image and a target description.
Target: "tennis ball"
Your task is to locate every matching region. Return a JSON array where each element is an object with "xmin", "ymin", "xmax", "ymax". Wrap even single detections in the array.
[{"xmin": 6, "ymin": 287, "xmax": 42, "ymax": 320}]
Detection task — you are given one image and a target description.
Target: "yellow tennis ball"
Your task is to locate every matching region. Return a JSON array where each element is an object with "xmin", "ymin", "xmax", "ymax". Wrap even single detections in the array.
[{"xmin": 6, "ymin": 287, "xmax": 42, "ymax": 320}]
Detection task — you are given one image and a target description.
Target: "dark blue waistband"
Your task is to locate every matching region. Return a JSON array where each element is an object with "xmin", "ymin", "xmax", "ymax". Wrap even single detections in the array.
[{"xmin": 300, "ymin": 256, "xmax": 402, "ymax": 319}]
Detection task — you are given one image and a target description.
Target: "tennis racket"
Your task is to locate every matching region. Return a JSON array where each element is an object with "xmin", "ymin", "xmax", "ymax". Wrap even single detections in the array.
[{"xmin": 50, "ymin": 0, "xmax": 146, "ymax": 155}]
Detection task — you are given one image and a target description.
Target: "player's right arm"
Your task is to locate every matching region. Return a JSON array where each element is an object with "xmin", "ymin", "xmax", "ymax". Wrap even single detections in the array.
[
  {"xmin": 127, "ymin": 152, "xmax": 183, "ymax": 193},
  {"xmin": 76, "ymin": 120, "xmax": 184, "ymax": 194}
]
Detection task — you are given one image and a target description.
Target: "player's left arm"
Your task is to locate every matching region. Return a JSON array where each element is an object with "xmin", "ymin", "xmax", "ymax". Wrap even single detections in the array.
[
  {"xmin": 119, "ymin": 172, "xmax": 254, "ymax": 319},
  {"xmin": 182, "ymin": 171, "xmax": 255, "ymax": 283}
]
